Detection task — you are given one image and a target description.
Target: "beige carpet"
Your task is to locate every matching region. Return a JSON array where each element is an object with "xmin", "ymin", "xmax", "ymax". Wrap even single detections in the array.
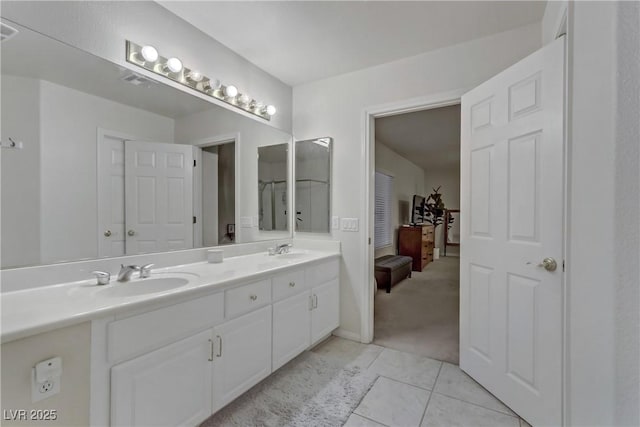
[{"xmin": 373, "ymin": 256, "xmax": 460, "ymax": 364}]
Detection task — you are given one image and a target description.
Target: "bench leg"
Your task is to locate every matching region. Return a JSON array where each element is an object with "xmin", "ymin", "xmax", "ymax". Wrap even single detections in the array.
[{"xmin": 386, "ymin": 282, "xmax": 391, "ymax": 293}]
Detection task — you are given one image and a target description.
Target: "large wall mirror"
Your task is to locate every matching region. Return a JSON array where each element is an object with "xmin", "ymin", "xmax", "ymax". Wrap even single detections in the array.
[
  {"xmin": 0, "ymin": 18, "xmax": 292, "ymax": 269},
  {"xmin": 295, "ymin": 137, "xmax": 332, "ymax": 233}
]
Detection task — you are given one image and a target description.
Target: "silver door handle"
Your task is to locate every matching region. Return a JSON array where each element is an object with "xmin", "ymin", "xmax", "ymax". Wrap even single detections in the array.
[
  {"xmin": 537, "ymin": 257, "xmax": 557, "ymax": 272},
  {"xmin": 127, "ymin": 229, "xmax": 136, "ymax": 236},
  {"xmin": 104, "ymin": 230, "xmax": 112, "ymax": 237},
  {"xmin": 289, "ymin": 281, "xmax": 296, "ymax": 287},
  {"xmin": 216, "ymin": 335, "xmax": 222, "ymax": 357},
  {"xmin": 208, "ymin": 339, "xmax": 214, "ymax": 361},
  {"xmin": 313, "ymin": 294, "xmax": 318, "ymax": 309}
]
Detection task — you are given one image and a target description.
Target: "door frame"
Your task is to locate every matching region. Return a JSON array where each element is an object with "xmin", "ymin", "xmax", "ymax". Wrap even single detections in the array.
[
  {"xmin": 361, "ymin": 88, "xmax": 467, "ymax": 344},
  {"xmin": 190, "ymin": 132, "xmax": 241, "ymax": 244}
]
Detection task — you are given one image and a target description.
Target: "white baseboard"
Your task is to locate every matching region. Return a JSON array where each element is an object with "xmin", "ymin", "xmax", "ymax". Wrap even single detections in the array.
[{"xmin": 332, "ymin": 328, "xmax": 362, "ymax": 342}]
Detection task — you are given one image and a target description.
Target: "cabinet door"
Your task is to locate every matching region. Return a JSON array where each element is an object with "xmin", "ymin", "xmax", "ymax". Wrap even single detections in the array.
[
  {"xmin": 272, "ymin": 291, "xmax": 311, "ymax": 371},
  {"xmin": 111, "ymin": 329, "xmax": 213, "ymax": 427},
  {"xmin": 311, "ymin": 279, "xmax": 340, "ymax": 344},
  {"xmin": 213, "ymin": 305, "xmax": 272, "ymax": 412}
]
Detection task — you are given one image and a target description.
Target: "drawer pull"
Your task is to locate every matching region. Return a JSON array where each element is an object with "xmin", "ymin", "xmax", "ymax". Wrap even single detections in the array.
[
  {"xmin": 208, "ymin": 339, "xmax": 214, "ymax": 361},
  {"xmin": 289, "ymin": 281, "xmax": 296, "ymax": 287},
  {"xmin": 249, "ymin": 294, "xmax": 258, "ymax": 301}
]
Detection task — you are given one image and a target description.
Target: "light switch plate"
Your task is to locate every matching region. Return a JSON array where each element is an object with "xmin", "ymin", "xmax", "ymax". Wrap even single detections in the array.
[
  {"xmin": 252, "ymin": 216, "xmax": 259, "ymax": 227},
  {"xmin": 341, "ymin": 218, "xmax": 359, "ymax": 232},
  {"xmin": 332, "ymin": 216, "xmax": 340, "ymax": 230}
]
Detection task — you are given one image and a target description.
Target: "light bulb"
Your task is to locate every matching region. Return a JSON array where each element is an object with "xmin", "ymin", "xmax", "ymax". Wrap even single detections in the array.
[
  {"xmin": 265, "ymin": 105, "xmax": 277, "ymax": 116},
  {"xmin": 237, "ymin": 93, "xmax": 251, "ymax": 105},
  {"xmin": 140, "ymin": 45, "xmax": 158, "ymax": 63},
  {"xmin": 203, "ymin": 78, "xmax": 221, "ymax": 93},
  {"xmin": 224, "ymin": 85, "xmax": 238, "ymax": 98},
  {"xmin": 186, "ymin": 70, "xmax": 204, "ymax": 82},
  {"xmin": 166, "ymin": 57, "xmax": 183, "ymax": 73}
]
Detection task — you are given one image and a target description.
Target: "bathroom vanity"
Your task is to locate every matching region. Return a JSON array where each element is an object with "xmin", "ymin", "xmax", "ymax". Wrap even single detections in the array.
[{"xmin": 2, "ymin": 247, "xmax": 340, "ymax": 426}]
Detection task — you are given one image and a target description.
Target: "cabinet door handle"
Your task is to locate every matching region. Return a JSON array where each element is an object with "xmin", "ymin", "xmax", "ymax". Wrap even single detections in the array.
[
  {"xmin": 309, "ymin": 295, "xmax": 314, "ymax": 311},
  {"xmin": 208, "ymin": 339, "xmax": 214, "ymax": 361},
  {"xmin": 289, "ymin": 281, "xmax": 296, "ymax": 287},
  {"xmin": 216, "ymin": 335, "xmax": 222, "ymax": 357},
  {"xmin": 249, "ymin": 294, "xmax": 258, "ymax": 301},
  {"xmin": 313, "ymin": 294, "xmax": 318, "ymax": 309}
]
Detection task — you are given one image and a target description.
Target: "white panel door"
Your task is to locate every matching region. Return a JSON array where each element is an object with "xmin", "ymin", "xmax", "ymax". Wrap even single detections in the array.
[
  {"xmin": 311, "ymin": 279, "xmax": 340, "ymax": 344},
  {"xmin": 460, "ymin": 37, "xmax": 565, "ymax": 426},
  {"xmin": 212, "ymin": 306, "xmax": 272, "ymax": 412},
  {"xmin": 110, "ymin": 329, "xmax": 213, "ymax": 427},
  {"xmin": 97, "ymin": 135, "xmax": 126, "ymax": 258},
  {"xmin": 125, "ymin": 141, "xmax": 194, "ymax": 254},
  {"xmin": 272, "ymin": 291, "xmax": 312, "ymax": 371}
]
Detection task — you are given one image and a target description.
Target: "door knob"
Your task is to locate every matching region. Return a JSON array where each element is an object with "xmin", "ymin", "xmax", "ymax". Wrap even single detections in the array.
[
  {"xmin": 538, "ymin": 257, "xmax": 558, "ymax": 272},
  {"xmin": 104, "ymin": 230, "xmax": 112, "ymax": 237},
  {"xmin": 127, "ymin": 229, "xmax": 136, "ymax": 237}
]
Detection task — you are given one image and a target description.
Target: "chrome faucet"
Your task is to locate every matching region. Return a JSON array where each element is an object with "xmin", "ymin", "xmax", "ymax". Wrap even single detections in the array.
[
  {"xmin": 269, "ymin": 243, "xmax": 292, "ymax": 256},
  {"xmin": 117, "ymin": 264, "xmax": 140, "ymax": 282}
]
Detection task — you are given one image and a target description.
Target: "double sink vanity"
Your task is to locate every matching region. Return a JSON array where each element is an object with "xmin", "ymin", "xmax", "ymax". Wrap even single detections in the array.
[{"xmin": 2, "ymin": 244, "xmax": 340, "ymax": 426}]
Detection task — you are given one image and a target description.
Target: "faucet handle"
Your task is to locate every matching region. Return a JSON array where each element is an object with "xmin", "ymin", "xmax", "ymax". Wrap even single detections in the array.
[
  {"xmin": 140, "ymin": 264, "xmax": 155, "ymax": 278},
  {"xmin": 91, "ymin": 271, "xmax": 111, "ymax": 286}
]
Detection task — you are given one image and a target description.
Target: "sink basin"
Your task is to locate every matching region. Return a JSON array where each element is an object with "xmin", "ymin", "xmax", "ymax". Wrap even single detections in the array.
[
  {"xmin": 275, "ymin": 252, "xmax": 308, "ymax": 260},
  {"xmin": 99, "ymin": 277, "xmax": 190, "ymax": 298}
]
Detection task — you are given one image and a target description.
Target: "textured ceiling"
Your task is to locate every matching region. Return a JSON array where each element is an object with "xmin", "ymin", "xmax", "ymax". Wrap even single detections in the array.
[
  {"xmin": 158, "ymin": 1, "xmax": 545, "ymax": 86},
  {"xmin": 375, "ymin": 105, "xmax": 461, "ymax": 172}
]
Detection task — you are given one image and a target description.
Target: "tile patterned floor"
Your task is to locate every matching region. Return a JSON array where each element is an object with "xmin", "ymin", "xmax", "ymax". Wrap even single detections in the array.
[{"xmin": 312, "ymin": 337, "xmax": 532, "ymax": 427}]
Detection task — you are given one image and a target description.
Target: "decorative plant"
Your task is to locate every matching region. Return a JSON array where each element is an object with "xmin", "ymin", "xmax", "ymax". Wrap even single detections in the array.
[{"xmin": 424, "ymin": 186, "xmax": 446, "ymax": 230}]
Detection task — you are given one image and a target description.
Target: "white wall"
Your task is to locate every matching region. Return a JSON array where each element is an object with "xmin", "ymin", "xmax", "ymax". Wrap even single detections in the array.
[
  {"xmin": 374, "ymin": 141, "xmax": 425, "ymax": 258},
  {"xmin": 1, "ymin": 76, "xmax": 41, "ymax": 268},
  {"xmin": 614, "ymin": 4, "xmax": 640, "ymax": 423},
  {"xmin": 424, "ymin": 166, "xmax": 460, "ymax": 254},
  {"xmin": 38, "ymin": 80, "xmax": 175, "ymax": 264},
  {"xmin": 567, "ymin": 2, "xmax": 640, "ymax": 425},
  {"xmin": 1, "ymin": 0, "xmax": 292, "ymax": 132},
  {"xmin": 174, "ymin": 106, "xmax": 292, "ymax": 243},
  {"xmin": 293, "ymin": 23, "xmax": 541, "ymax": 338}
]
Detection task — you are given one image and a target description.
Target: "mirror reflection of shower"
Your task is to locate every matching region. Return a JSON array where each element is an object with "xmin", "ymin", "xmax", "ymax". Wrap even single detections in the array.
[
  {"xmin": 258, "ymin": 144, "xmax": 289, "ymax": 231},
  {"xmin": 295, "ymin": 137, "xmax": 332, "ymax": 233}
]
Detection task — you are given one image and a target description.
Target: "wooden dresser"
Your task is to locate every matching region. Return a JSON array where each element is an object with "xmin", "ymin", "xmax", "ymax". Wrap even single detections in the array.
[{"xmin": 398, "ymin": 224, "xmax": 435, "ymax": 271}]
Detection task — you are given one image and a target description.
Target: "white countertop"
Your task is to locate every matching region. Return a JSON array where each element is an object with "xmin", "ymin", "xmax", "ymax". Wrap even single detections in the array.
[{"xmin": 1, "ymin": 249, "xmax": 340, "ymax": 343}]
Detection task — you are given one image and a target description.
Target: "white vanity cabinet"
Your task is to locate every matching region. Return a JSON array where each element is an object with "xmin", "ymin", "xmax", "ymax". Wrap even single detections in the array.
[
  {"xmin": 212, "ymin": 305, "xmax": 272, "ymax": 412},
  {"xmin": 110, "ymin": 329, "xmax": 214, "ymax": 427},
  {"xmin": 92, "ymin": 256, "xmax": 340, "ymax": 427},
  {"xmin": 272, "ymin": 259, "xmax": 340, "ymax": 370}
]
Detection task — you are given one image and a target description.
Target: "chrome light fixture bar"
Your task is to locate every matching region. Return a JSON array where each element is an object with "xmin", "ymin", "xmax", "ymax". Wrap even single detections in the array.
[{"xmin": 126, "ymin": 41, "xmax": 276, "ymax": 121}]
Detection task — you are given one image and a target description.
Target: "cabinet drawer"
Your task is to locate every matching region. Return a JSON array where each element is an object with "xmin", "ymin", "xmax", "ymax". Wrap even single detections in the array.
[
  {"xmin": 272, "ymin": 269, "xmax": 306, "ymax": 302},
  {"xmin": 306, "ymin": 259, "xmax": 339, "ymax": 288},
  {"xmin": 107, "ymin": 292, "xmax": 223, "ymax": 363},
  {"xmin": 225, "ymin": 279, "xmax": 271, "ymax": 319}
]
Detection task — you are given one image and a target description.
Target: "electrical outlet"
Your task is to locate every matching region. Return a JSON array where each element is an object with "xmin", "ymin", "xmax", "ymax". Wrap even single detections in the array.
[
  {"xmin": 31, "ymin": 369, "xmax": 60, "ymax": 402},
  {"xmin": 341, "ymin": 218, "xmax": 359, "ymax": 232},
  {"xmin": 31, "ymin": 357, "xmax": 62, "ymax": 402}
]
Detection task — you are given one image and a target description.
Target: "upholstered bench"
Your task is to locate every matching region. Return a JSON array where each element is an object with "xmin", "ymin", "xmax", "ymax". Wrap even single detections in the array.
[{"xmin": 374, "ymin": 255, "xmax": 413, "ymax": 293}]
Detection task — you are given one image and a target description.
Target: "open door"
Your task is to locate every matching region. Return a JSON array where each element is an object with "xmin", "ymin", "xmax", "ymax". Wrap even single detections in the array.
[
  {"xmin": 460, "ymin": 37, "xmax": 565, "ymax": 426},
  {"xmin": 125, "ymin": 141, "xmax": 194, "ymax": 254}
]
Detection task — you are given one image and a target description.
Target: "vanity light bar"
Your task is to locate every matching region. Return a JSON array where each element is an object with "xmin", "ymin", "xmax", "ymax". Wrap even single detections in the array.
[{"xmin": 125, "ymin": 41, "xmax": 276, "ymax": 121}]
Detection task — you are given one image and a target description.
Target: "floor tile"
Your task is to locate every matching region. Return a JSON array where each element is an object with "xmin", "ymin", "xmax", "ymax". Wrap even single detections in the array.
[
  {"xmin": 421, "ymin": 394, "xmax": 520, "ymax": 427},
  {"xmin": 311, "ymin": 336, "xmax": 384, "ymax": 369},
  {"xmin": 355, "ymin": 377, "xmax": 430, "ymax": 427},
  {"xmin": 433, "ymin": 363, "xmax": 514, "ymax": 415},
  {"xmin": 343, "ymin": 413, "xmax": 387, "ymax": 427},
  {"xmin": 367, "ymin": 347, "xmax": 442, "ymax": 390}
]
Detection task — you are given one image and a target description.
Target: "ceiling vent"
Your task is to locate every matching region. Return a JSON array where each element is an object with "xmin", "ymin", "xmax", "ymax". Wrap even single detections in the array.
[
  {"xmin": 119, "ymin": 70, "xmax": 157, "ymax": 87},
  {"xmin": 0, "ymin": 22, "xmax": 19, "ymax": 42}
]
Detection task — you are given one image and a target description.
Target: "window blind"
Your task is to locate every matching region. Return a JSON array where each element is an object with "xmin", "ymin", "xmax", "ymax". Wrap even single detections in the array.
[{"xmin": 374, "ymin": 171, "xmax": 393, "ymax": 249}]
